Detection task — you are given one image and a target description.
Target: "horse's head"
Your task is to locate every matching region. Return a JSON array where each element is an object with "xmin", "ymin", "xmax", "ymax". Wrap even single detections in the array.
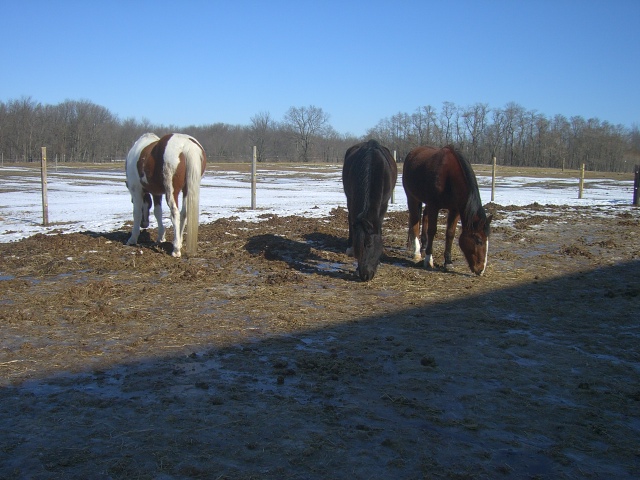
[
  {"xmin": 353, "ymin": 219, "xmax": 383, "ymax": 281},
  {"xmin": 140, "ymin": 193, "xmax": 152, "ymax": 229},
  {"xmin": 459, "ymin": 213, "xmax": 492, "ymax": 276}
]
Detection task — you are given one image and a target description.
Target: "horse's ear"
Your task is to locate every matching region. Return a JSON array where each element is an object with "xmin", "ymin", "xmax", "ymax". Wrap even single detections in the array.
[
  {"xmin": 476, "ymin": 214, "xmax": 492, "ymax": 227},
  {"xmin": 482, "ymin": 214, "xmax": 492, "ymax": 237}
]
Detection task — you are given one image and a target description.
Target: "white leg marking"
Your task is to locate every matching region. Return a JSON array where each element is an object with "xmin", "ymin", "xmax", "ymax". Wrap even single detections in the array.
[
  {"xmin": 166, "ymin": 192, "xmax": 182, "ymax": 258},
  {"xmin": 424, "ymin": 254, "xmax": 434, "ymax": 269},
  {"xmin": 409, "ymin": 237, "xmax": 421, "ymax": 261},
  {"xmin": 179, "ymin": 203, "xmax": 188, "ymax": 238},
  {"xmin": 154, "ymin": 202, "xmax": 165, "ymax": 243},
  {"xmin": 127, "ymin": 195, "xmax": 143, "ymax": 245}
]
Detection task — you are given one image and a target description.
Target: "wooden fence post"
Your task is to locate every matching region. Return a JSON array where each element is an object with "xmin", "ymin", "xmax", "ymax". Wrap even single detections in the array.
[
  {"xmin": 633, "ymin": 165, "xmax": 640, "ymax": 207},
  {"xmin": 491, "ymin": 156, "xmax": 496, "ymax": 202},
  {"xmin": 578, "ymin": 163, "xmax": 585, "ymax": 199},
  {"xmin": 41, "ymin": 147, "xmax": 49, "ymax": 226},
  {"xmin": 251, "ymin": 146, "xmax": 257, "ymax": 209},
  {"xmin": 392, "ymin": 150, "xmax": 396, "ymax": 204}
]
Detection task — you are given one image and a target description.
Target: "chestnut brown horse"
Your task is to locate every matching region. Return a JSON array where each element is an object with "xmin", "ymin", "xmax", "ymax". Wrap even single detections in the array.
[
  {"xmin": 402, "ymin": 145, "xmax": 491, "ymax": 275},
  {"xmin": 125, "ymin": 133, "xmax": 206, "ymax": 257},
  {"xmin": 342, "ymin": 139, "xmax": 398, "ymax": 281}
]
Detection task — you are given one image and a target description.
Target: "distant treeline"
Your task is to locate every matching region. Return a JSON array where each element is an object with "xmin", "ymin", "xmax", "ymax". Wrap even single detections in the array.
[
  {"xmin": 1, "ymin": 97, "xmax": 638, "ymax": 172},
  {"xmin": 368, "ymin": 102, "xmax": 640, "ymax": 173}
]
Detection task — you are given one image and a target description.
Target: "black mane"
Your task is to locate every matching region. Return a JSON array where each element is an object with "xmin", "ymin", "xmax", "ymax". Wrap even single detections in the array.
[{"xmin": 447, "ymin": 146, "xmax": 487, "ymax": 230}]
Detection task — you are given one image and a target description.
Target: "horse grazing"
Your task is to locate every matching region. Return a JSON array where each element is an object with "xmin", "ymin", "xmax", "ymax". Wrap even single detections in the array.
[
  {"xmin": 342, "ymin": 139, "xmax": 398, "ymax": 281},
  {"xmin": 125, "ymin": 133, "xmax": 207, "ymax": 258},
  {"xmin": 402, "ymin": 145, "xmax": 491, "ymax": 275}
]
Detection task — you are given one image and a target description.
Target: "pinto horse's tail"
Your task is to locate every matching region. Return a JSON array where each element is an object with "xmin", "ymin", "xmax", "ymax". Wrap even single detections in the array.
[{"xmin": 184, "ymin": 137, "xmax": 206, "ymax": 256}]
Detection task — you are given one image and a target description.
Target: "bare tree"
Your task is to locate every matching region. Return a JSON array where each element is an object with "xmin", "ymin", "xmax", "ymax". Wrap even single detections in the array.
[
  {"xmin": 485, "ymin": 107, "xmax": 506, "ymax": 161},
  {"xmin": 6, "ymin": 97, "xmax": 40, "ymax": 161},
  {"xmin": 414, "ymin": 105, "xmax": 438, "ymax": 146},
  {"xmin": 439, "ymin": 101, "xmax": 456, "ymax": 145},
  {"xmin": 283, "ymin": 105, "xmax": 330, "ymax": 162},
  {"xmin": 462, "ymin": 103, "xmax": 489, "ymax": 162},
  {"xmin": 501, "ymin": 102, "xmax": 525, "ymax": 165},
  {"xmin": 250, "ymin": 111, "xmax": 274, "ymax": 162}
]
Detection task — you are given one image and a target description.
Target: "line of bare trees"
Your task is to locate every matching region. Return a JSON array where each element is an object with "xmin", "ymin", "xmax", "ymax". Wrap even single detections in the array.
[
  {"xmin": 367, "ymin": 102, "xmax": 640, "ymax": 172},
  {"xmin": 1, "ymin": 97, "xmax": 638, "ymax": 172},
  {"xmin": 0, "ymin": 98, "xmax": 356, "ymax": 165}
]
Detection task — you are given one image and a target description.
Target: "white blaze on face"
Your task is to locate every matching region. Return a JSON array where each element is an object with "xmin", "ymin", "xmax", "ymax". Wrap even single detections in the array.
[{"xmin": 480, "ymin": 239, "xmax": 489, "ymax": 275}]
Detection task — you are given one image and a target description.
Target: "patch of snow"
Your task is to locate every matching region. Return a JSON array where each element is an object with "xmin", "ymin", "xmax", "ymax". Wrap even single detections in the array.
[{"xmin": 0, "ymin": 165, "xmax": 635, "ymax": 243}]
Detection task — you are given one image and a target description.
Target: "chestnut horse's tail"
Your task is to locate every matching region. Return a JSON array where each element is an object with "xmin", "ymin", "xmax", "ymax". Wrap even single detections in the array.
[{"xmin": 184, "ymin": 136, "xmax": 206, "ymax": 256}]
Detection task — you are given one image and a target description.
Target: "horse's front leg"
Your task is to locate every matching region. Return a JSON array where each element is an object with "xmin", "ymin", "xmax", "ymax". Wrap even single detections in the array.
[
  {"xmin": 423, "ymin": 207, "xmax": 438, "ymax": 269},
  {"xmin": 444, "ymin": 210, "xmax": 460, "ymax": 271},
  {"xmin": 153, "ymin": 194, "xmax": 166, "ymax": 243},
  {"xmin": 406, "ymin": 197, "xmax": 422, "ymax": 262},
  {"xmin": 346, "ymin": 222, "xmax": 354, "ymax": 257}
]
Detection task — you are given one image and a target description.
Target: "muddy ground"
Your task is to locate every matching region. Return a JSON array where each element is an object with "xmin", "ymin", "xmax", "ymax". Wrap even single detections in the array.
[{"xmin": 0, "ymin": 204, "xmax": 639, "ymax": 479}]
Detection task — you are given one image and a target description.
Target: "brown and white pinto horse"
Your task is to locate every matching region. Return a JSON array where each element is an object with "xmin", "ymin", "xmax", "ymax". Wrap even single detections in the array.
[
  {"xmin": 402, "ymin": 145, "xmax": 491, "ymax": 275},
  {"xmin": 342, "ymin": 139, "xmax": 398, "ymax": 281},
  {"xmin": 125, "ymin": 133, "xmax": 206, "ymax": 257}
]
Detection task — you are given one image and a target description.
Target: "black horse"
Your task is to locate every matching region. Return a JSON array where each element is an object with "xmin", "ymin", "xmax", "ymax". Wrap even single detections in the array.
[{"xmin": 342, "ymin": 140, "xmax": 398, "ymax": 281}]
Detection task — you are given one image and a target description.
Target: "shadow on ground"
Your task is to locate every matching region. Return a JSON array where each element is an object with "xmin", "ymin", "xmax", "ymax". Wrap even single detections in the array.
[{"xmin": 1, "ymin": 258, "xmax": 638, "ymax": 479}]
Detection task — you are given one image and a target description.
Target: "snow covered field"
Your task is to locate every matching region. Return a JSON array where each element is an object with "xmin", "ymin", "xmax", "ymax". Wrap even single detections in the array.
[{"xmin": 0, "ymin": 164, "xmax": 635, "ymax": 243}]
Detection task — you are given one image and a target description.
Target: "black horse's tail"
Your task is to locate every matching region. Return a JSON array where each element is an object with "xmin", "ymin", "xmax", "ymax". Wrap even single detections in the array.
[{"xmin": 355, "ymin": 140, "xmax": 386, "ymax": 223}]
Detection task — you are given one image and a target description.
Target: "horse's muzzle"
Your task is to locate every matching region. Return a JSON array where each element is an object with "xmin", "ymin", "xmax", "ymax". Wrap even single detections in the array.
[{"xmin": 356, "ymin": 266, "xmax": 376, "ymax": 282}]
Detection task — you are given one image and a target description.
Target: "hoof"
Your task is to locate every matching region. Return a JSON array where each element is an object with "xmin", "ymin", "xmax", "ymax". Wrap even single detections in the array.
[
  {"xmin": 171, "ymin": 250, "xmax": 181, "ymax": 258},
  {"xmin": 444, "ymin": 263, "xmax": 454, "ymax": 272},
  {"xmin": 126, "ymin": 238, "xmax": 137, "ymax": 246},
  {"xmin": 346, "ymin": 247, "xmax": 354, "ymax": 257}
]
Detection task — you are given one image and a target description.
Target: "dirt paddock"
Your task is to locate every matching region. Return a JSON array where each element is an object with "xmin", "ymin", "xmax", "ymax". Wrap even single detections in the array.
[{"xmin": 0, "ymin": 204, "xmax": 639, "ymax": 479}]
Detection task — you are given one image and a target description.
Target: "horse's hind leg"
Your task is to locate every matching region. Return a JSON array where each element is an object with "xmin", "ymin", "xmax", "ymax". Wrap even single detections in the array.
[
  {"xmin": 179, "ymin": 193, "xmax": 188, "ymax": 245},
  {"xmin": 423, "ymin": 207, "xmax": 438, "ymax": 269},
  {"xmin": 443, "ymin": 210, "xmax": 460, "ymax": 271},
  {"xmin": 166, "ymin": 190, "xmax": 183, "ymax": 257},
  {"xmin": 153, "ymin": 194, "xmax": 166, "ymax": 243},
  {"xmin": 127, "ymin": 193, "xmax": 144, "ymax": 245},
  {"xmin": 406, "ymin": 196, "xmax": 422, "ymax": 262}
]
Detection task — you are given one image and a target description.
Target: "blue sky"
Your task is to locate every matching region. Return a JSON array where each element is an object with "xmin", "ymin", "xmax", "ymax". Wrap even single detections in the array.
[{"xmin": 2, "ymin": 0, "xmax": 639, "ymax": 136}]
